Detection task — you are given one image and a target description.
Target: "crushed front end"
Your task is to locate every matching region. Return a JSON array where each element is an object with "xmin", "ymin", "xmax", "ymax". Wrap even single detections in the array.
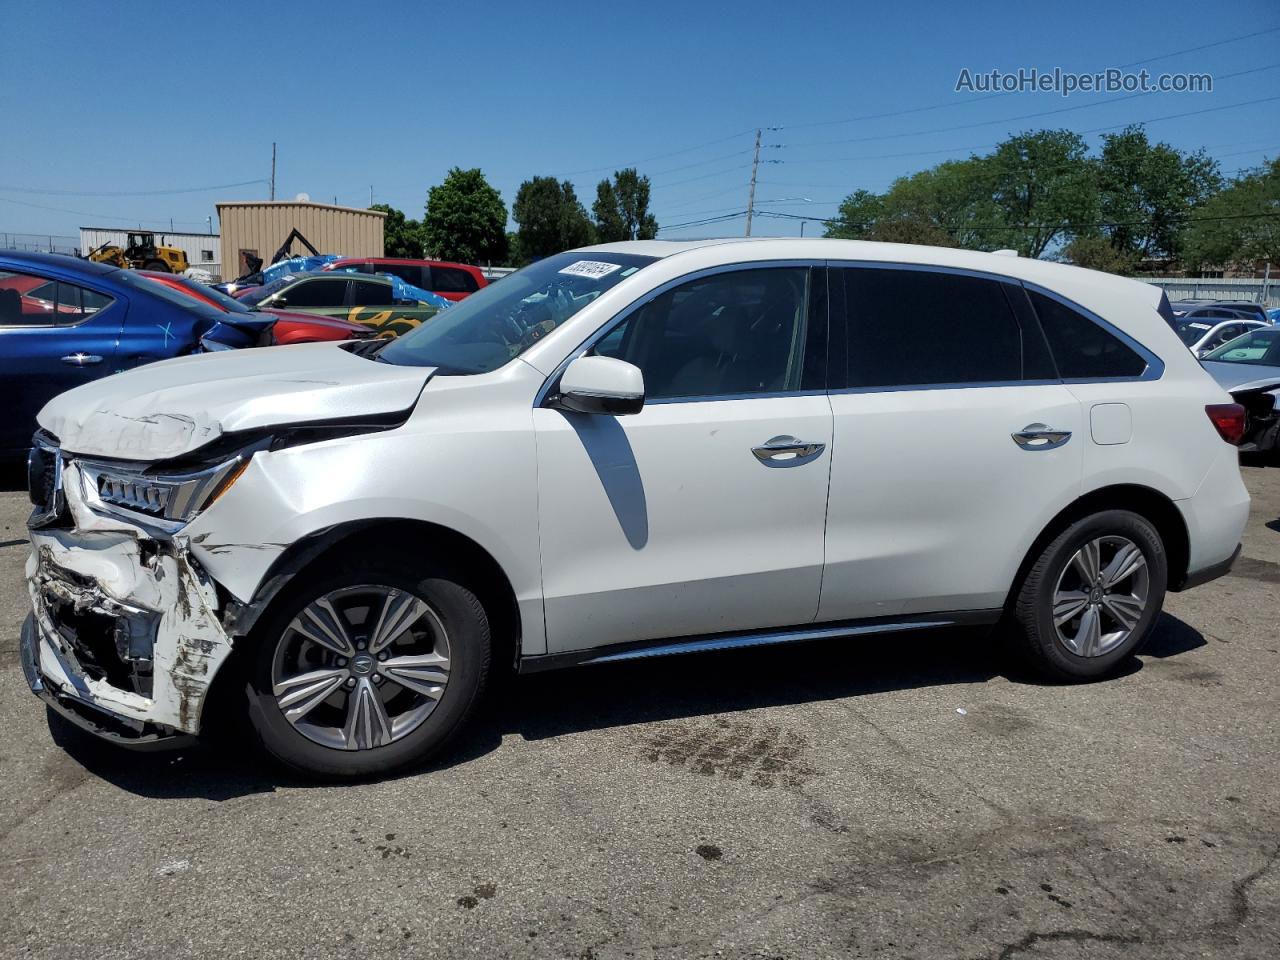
[{"xmin": 22, "ymin": 433, "xmax": 237, "ymax": 747}]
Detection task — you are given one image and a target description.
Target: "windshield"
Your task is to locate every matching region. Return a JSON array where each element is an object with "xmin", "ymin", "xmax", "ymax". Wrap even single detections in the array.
[
  {"xmin": 376, "ymin": 251, "xmax": 657, "ymax": 372},
  {"xmin": 1201, "ymin": 328, "xmax": 1280, "ymax": 365},
  {"xmin": 238, "ymin": 275, "xmax": 300, "ymax": 307},
  {"xmin": 159, "ymin": 274, "xmax": 251, "ymax": 313},
  {"xmin": 117, "ymin": 270, "xmax": 226, "ymax": 323},
  {"xmin": 1171, "ymin": 318, "xmax": 1215, "ymax": 346}
]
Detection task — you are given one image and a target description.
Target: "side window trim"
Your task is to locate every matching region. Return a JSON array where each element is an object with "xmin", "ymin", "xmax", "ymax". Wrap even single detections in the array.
[
  {"xmin": 0, "ymin": 270, "xmax": 118, "ymax": 330},
  {"xmin": 1021, "ymin": 281, "xmax": 1164, "ymax": 383},
  {"xmin": 828, "ymin": 260, "xmax": 1057, "ymax": 395},
  {"xmin": 534, "ymin": 259, "xmax": 829, "ymax": 408}
]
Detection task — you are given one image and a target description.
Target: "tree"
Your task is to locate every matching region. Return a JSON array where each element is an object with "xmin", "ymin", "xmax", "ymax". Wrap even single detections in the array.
[
  {"xmin": 866, "ymin": 217, "xmax": 958, "ymax": 247},
  {"xmin": 984, "ymin": 130, "xmax": 1097, "ymax": 257},
  {"xmin": 1096, "ymin": 126, "xmax": 1221, "ymax": 262},
  {"xmin": 593, "ymin": 168, "xmax": 658, "ymax": 242},
  {"xmin": 824, "ymin": 190, "xmax": 885, "ymax": 239},
  {"xmin": 512, "ymin": 177, "xmax": 595, "ymax": 261},
  {"xmin": 879, "ymin": 158, "xmax": 1001, "ymax": 249},
  {"xmin": 1059, "ymin": 235, "xmax": 1140, "ymax": 274},
  {"xmin": 1181, "ymin": 158, "xmax": 1280, "ymax": 271},
  {"xmin": 421, "ymin": 168, "xmax": 508, "ymax": 264},
  {"xmin": 369, "ymin": 203, "xmax": 423, "ymax": 258}
]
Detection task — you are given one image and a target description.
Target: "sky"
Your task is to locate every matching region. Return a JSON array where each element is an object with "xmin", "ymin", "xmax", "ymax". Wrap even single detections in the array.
[{"xmin": 1, "ymin": 0, "xmax": 1277, "ymax": 246}]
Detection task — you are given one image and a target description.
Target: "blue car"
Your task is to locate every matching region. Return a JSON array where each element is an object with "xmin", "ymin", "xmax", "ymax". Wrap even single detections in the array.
[{"xmin": 0, "ymin": 252, "xmax": 270, "ymax": 459}]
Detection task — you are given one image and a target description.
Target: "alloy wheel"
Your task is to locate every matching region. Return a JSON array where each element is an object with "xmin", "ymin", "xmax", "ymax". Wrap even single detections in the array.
[
  {"xmin": 1051, "ymin": 536, "xmax": 1150, "ymax": 658},
  {"xmin": 270, "ymin": 585, "xmax": 451, "ymax": 751}
]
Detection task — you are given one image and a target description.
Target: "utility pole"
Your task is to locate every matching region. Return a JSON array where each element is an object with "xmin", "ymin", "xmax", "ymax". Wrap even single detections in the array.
[
  {"xmin": 745, "ymin": 128, "xmax": 761, "ymax": 237},
  {"xmin": 270, "ymin": 143, "xmax": 277, "ymax": 201},
  {"xmin": 370, "ymin": 185, "xmax": 374, "ymax": 207}
]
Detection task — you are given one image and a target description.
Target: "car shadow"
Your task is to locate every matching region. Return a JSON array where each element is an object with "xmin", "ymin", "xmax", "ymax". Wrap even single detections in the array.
[{"xmin": 46, "ymin": 612, "xmax": 1209, "ymax": 800}]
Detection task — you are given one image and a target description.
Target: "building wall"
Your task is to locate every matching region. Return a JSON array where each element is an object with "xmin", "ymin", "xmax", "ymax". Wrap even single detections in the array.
[
  {"xmin": 1140, "ymin": 277, "xmax": 1279, "ymax": 308},
  {"xmin": 215, "ymin": 201, "xmax": 385, "ymax": 280},
  {"xmin": 79, "ymin": 228, "xmax": 221, "ymax": 276}
]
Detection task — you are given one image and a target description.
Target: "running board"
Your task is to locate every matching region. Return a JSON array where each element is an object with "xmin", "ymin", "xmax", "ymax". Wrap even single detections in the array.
[{"xmin": 518, "ymin": 609, "xmax": 1002, "ymax": 674}]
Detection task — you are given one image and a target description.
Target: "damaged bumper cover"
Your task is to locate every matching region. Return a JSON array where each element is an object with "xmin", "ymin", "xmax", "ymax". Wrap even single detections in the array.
[{"xmin": 23, "ymin": 458, "xmax": 235, "ymax": 746}]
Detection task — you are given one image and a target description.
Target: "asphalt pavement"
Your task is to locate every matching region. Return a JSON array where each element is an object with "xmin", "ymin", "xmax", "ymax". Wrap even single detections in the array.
[{"xmin": 0, "ymin": 467, "xmax": 1277, "ymax": 959}]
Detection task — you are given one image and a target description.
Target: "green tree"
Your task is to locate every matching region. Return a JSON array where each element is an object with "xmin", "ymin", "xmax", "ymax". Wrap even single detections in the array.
[
  {"xmin": 512, "ymin": 177, "xmax": 595, "ymax": 261},
  {"xmin": 866, "ymin": 217, "xmax": 958, "ymax": 247},
  {"xmin": 823, "ymin": 189, "xmax": 885, "ymax": 239},
  {"xmin": 1181, "ymin": 158, "xmax": 1280, "ymax": 271},
  {"xmin": 421, "ymin": 167, "xmax": 508, "ymax": 264},
  {"xmin": 1059, "ymin": 235, "xmax": 1140, "ymax": 274},
  {"xmin": 1096, "ymin": 126, "xmax": 1221, "ymax": 262},
  {"xmin": 593, "ymin": 168, "xmax": 658, "ymax": 242},
  {"xmin": 880, "ymin": 158, "xmax": 1000, "ymax": 249},
  {"xmin": 369, "ymin": 203, "xmax": 423, "ymax": 258},
  {"xmin": 984, "ymin": 130, "xmax": 1097, "ymax": 257}
]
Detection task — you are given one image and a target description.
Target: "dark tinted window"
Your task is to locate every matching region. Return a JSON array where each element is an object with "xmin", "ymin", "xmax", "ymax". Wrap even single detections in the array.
[
  {"xmin": 594, "ymin": 267, "xmax": 810, "ymax": 400},
  {"xmin": 376, "ymin": 264, "xmax": 427, "ymax": 287},
  {"xmin": 839, "ymin": 268, "xmax": 1025, "ymax": 387},
  {"xmin": 283, "ymin": 278, "xmax": 346, "ymax": 307},
  {"xmin": 1029, "ymin": 290, "xmax": 1148, "ymax": 379},
  {"xmin": 351, "ymin": 280, "xmax": 394, "ymax": 306},
  {"xmin": 431, "ymin": 267, "xmax": 478, "ymax": 293}
]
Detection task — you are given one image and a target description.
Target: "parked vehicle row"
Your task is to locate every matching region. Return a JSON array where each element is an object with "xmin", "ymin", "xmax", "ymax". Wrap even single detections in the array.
[
  {"xmin": 236, "ymin": 271, "xmax": 447, "ymax": 338},
  {"xmin": 21, "ymin": 238, "xmax": 1250, "ymax": 779}
]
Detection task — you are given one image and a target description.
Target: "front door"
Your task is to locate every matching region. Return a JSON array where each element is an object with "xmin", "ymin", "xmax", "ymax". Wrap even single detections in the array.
[
  {"xmin": 0, "ymin": 269, "xmax": 122, "ymax": 454},
  {"xmin": 533, "ymin": 265, "xmax": 833, "ymax": 653}
]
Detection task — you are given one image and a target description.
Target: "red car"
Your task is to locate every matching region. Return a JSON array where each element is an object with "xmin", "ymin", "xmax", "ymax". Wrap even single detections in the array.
[
  {"xmin": 322, "ymin": 257, "xmax": 487, "ymax": 302},
  {"xmin": 139, "ymin": 271, "xmax": 370, "ymax": 344}
]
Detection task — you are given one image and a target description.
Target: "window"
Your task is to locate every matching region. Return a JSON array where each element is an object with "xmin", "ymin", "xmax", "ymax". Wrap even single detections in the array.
[
  {"xmin": 431, "ymin": 267, "xmax": 478, "ymax": 293},
  {"xmin": 201, "ymin": 249, "xmax": 214, "ymax": 262},
  {"xmin": 350, "ymin": 280, "xmax": 394, "ymax": 306},
  {"xmin": 377, "ymin": 265, "xmax": 427, "ymax": 288},
  {"xmin": 0, "ymin": 271, "xmax": 113, "ymax": 326},
  {"xmin": 1028, "ymin": 290, "xmax": 1148, "ymax": 379},
  {"xmin": 593, "ymin": 267, "xmax": 811, "ymax": 401},
  {"xmin": 280, "ymin": 278, "xmax": 346, "ymax": 308},
  {"xmin": 838, "ymin": 267, "xmax": 1036, "ymax": 388}
]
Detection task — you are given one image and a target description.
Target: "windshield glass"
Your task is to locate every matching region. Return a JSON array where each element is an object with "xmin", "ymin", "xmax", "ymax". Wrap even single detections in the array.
[
  {"xmin": 1171, "ymin": 318, "xmax": 1214, "ymax": 346},
  {"xmin": 161, "ymin": 274, "xmax": 251, "ymax": 313},
  {"xmin": 377, "ymin": 251, "xmax": 657, "ymax": 372},
  {"xmin": 116, "ymin": 270, "xmax": 226, "ymax": 323},
  {"xmin": 1201, "ymin": 328, "xmax": 1280, "ymax": 365},
  {"xmin": 238, "ymin": 275, "xmax": 299, "ymax": 307}
]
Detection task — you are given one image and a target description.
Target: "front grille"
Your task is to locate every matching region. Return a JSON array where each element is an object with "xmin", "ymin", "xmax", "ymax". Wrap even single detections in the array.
[{"xmin": 96, "ymin": 476, "xmax": 169, "ymax": 516}]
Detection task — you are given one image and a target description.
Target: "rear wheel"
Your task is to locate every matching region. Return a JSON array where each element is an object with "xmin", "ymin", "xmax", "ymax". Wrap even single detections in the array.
[
  {"xmin": 244, "ymin": 553, "xmax": 490, "ymax": 778},
  {"xmin": 1008, "ymin": 510, "xmax": 1167, "ymax": 680}
]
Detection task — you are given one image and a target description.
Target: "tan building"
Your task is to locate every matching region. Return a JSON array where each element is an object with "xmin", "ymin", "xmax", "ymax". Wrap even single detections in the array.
[{"xmin": 216, "ymin": 200, "xmax": 385, "ymax": 279}]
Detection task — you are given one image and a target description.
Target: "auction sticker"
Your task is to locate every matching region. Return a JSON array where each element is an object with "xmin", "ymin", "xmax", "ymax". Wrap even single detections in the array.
[{"xmin": 558, "ymin": 260, "xmax": 623, "ymax": 279}]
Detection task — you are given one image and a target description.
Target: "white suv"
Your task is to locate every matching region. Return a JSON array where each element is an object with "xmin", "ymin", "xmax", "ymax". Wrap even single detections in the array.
[{"xmin": 22, "ymin": 239, "xmax": 1250, "ymax": 777}]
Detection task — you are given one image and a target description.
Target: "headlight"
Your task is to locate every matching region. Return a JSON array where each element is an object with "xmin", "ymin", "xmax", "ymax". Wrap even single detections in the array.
[{"xmin": 78, "ymin": 454, "xmax": 250, "ymax": 529}]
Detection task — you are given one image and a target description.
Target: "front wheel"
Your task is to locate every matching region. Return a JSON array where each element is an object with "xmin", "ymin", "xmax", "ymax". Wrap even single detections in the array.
[
  {"xmin": 244, "ymin": 554, "xmax": 490, "ymax": 778},
  {"xmin": 1007, "ymin": 510, "xmax": 1167, "ymax": 680}
]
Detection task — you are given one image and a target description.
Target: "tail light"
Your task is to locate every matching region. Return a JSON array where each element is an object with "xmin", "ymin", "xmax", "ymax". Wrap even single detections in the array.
[{"xmin": 1205, "ymin": 403, "xmax": 1247, "ymax": 445}]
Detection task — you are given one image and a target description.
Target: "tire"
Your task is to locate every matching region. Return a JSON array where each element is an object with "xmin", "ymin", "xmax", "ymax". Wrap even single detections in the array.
[
  {"xmin": 143, "ymin": 259, "xmax": 170, "ymax": 273},
  {"xmin": 1007, "ymin": 509, "xmax": 1167, "ymax": 681},
  {"xmin": 244, "ymin": 551, "xmax": 490, "ymax": 779}
]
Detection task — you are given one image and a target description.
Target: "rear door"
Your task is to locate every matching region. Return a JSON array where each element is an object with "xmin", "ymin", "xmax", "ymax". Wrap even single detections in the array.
[
  {"xmin": 0, "ymin": 269, "xmax": 123, "ymax": 453},
  {"xmin": 428, "ymin": 265, "xmax": 480, "ymax": 301},
  {"xmin": 274, "ymin": 276, "xmax": 349, "ymax": 317},
  {"xmin": 820, "ymin": 264, "xmax": 1084, "ymax": 620}
]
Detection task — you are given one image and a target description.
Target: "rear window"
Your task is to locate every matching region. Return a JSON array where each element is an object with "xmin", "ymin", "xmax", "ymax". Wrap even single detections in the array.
[
  {"xmin": 1028, "ymin": 290, "xmax": 1148, "ymax": 379},
  {"xmin": 431, "ymin": 267, "xmax": 479, "ymax": 293}
]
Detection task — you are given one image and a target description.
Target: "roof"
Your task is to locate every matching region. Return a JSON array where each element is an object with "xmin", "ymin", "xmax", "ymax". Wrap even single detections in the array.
[
  {"xmin": 215, "ymin": 200, "xmax": 387, "ymax": 218},
  {"xmin": 0, "ymin": 250, "xmax": 119, "ymax": 276},
  {"xmin": 80, "ymin": 226, "xmax": 221, "ymax": 239},
  {"xmin": 575, "ymin": 237, "xmax": 1158, "ymax": 301}
]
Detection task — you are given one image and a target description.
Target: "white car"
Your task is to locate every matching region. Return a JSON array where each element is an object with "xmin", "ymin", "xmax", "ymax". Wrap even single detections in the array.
[
  {"xmin": 1170, "ymin": 315, "xmax": 1268, "ymax": 357},
  {"xmin": 22, "ymin": 239, "xmax": 1250, "ymax": 777}
]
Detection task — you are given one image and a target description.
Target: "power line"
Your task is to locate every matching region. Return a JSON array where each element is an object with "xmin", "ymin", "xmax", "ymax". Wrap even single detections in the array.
[
  {"xmin": 781, "ymin": 63, "xmax": 1280, "ymax": 150},
  {"xmin": 0, "ymin": 178, "xmax": 270, "ymax": 198},
  {"xmin": 775, "ymin": 25, "xmax": 1280, "ymax": 133},
  {"xmin": 756, "ymin": 210, "xmax": 1280, "ymax": 230},
  {"xmin": 563, "ymin": 128, "xmax": 757, "ymax": 177},
  {"xmin": 0, "ymin": 195, "xmax": 209, "ymax": 228}
]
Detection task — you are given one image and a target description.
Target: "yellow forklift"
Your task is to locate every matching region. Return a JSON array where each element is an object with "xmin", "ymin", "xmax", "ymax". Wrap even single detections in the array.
[{"xmin": 87, "ymin": 232, "xmax": 189, "ymax": 273}]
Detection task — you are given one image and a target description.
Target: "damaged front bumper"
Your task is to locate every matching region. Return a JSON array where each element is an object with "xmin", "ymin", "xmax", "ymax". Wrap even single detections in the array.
[{"xmin": 23, "ymin": 458, "xmax": 235, "ymax": 747}]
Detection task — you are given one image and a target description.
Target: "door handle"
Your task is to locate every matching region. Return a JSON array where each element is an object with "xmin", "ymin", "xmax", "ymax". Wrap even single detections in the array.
[
  {"xmin": 752, "ymin": 435, "xmax": 826, "ymax": 462},
  {"xmin": 1012, "ymin": 423, "xmax": 1072, "ymax": 450},
  {"xmin": 61, "ymin": 353, "xmax": 103, "ymax": 366}
]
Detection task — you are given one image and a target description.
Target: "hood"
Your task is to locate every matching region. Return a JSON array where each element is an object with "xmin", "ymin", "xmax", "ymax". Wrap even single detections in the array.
[
  {"xmin": 39, "ymin": 341, "xmax": 435, "ymax": 461},
  {"xmin": 1200, "ymin": 360, "xmax": 1280, "ymax": 394}
]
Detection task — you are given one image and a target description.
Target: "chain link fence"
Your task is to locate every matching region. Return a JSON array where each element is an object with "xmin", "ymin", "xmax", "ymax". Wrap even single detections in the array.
[{"xmin": 0, "ymin": 232, "xmax": 80, "ymax": 256}]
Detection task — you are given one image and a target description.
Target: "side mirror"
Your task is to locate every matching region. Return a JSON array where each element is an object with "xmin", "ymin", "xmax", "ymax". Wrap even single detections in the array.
[{"xmin": 551, "ymin": 355, "xmax": 645, "ymax": 416}]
